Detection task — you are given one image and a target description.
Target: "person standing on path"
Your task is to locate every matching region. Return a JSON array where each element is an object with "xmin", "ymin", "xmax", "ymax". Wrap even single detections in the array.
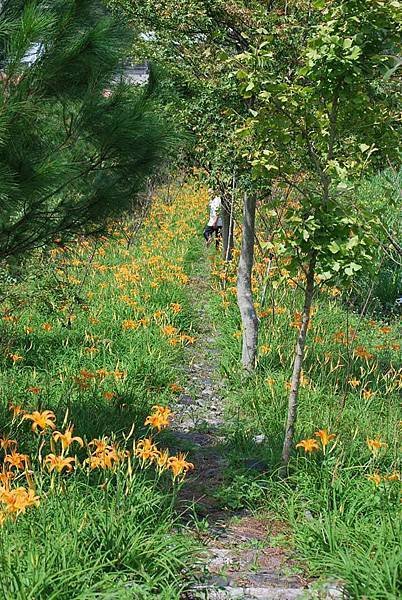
[{"xmin": 203, "ymin": 192, "xmax": 222, "ymax": 249}]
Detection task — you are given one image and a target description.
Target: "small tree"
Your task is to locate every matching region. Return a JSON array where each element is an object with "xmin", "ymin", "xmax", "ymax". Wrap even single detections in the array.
[
  {"xmin": 236, "ymin": 0, "xmax": 401, "ymax": 468},
  {"xmin": 0, "ymin": 0, "xmax": 171, "ymax": 261}
]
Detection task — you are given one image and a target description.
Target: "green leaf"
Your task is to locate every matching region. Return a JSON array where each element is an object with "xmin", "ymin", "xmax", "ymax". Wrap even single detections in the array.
[
  {"xmin": 345, "ymin": 236, "xmax": 359, "ymax": 250},
  {"xmin": 345, "ymin": 262, "xmax": 362, "ymax": 276},
  {"xmin": 236, "ymin": 70, "xmax": 248, "ymax": 81},
  {"xmin": 328, "ymin": 241, "xmax": 340, "ymax": 254},
  {"xmin": 312, "ymin": 0, "xmax": 326, "ymax": 9},
  {"xmin": 349, "ymin": 46, "xmax": 361, "ymax": 60}
]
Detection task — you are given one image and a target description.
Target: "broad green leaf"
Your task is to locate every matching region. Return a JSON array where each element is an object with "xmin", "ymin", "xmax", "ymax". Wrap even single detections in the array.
[{"xmin": 328, "ymin": 241, "xmax": 340, "ymax": 254}]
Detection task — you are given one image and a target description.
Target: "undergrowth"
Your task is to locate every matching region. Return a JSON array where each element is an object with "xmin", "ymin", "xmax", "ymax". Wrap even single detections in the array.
[
  {"xmin": 0, "ymin": 183, "xmax": 206, "ymax": 599},
  {"xmin": 208, "ymin": 183, "xmax": 401, "ymax": 599}
]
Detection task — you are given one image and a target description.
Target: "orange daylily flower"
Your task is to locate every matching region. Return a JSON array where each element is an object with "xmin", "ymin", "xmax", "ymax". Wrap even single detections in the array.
[
  {"xmin": 122, "ymin": 319, "xmax": 138, "ymax": 330},
  {"xmin": 23, "ymin": 410, "xmax": 56, "ymax": 432},
  {"xmin": 144, "ymin": 414, "xmax": 165, "ymax": 432},
  {"xmin": 144, "ymin": 405, "xmax": 172, "ymax": 432},
  {"xmin": 9, "ymin": 353, "xmax": 23, "ymax": 363},
  {"xmin": 80, "ymin": 369, "xmax": 96, "ymax": 379},
  {"xmin": 348, "ymin": 378, "xmax": 361, "ymax": 388},
  {"xmin": 3, "ymin": 314, "xmax": 18, "ymax": 324},
  {"xmin": 88, "ymin": 438, "xmax": 110, "ymax": 454},
  {"xmin": 169, "ymin": 383, "xmax": 183, "ymax": 393},
  {"xmin": 162, "ymin": 325, "xmax": 178, "ymax": 337},
  {"xmin": 367, "ymin": 472, "xmax": 382, "ymax": 486},
  {"xmin": 113, "ymin": 370, "xmax": 127, "ymax": 380},
  {"xmin": 379, "ymin": 326, "xmax": 391, "ymax": 334},
  {"xmin": 366, "ymin": 438, "xmax": 387, "ymax": 454},
  {"xmin": 333, "ymin": 332, "xmax": 346, "ymax": 343},
  {"xmin": 155, "ymin": 449, "xmax": 171, "ymax": 473},
  {"xmin": 45, "ymin": 454, "xmax": 76, "ymax": 473},
  {"xmin": 8, "ymin": 403, "xmax": 24, "ymax": 418},
  {"xmin": 0, "ymin": 487, "xmax": 40, "ymax": 514},
  {"xmin": 74, "ymin": 377, "xmax": 90, "ymax": 390},
  {"xmin": 0, "ymin": 469, "xmax": 15, "ymax": 489},
  {"xmin": 42, "ymin": 323, "xmax": 53, "ymax": 332},
  {"xmin": 179, "ymin": 334, "xmax": 196, "ymax": 345},
  {"xmin": 4, "ymin": 451, "xmax": 28, "ymax": 470},
  {"xmin": 27, "ymin": 386, "xmax": 41, "ymax": 394},
  {"xmin": 296, "ymin": 438, "xmax": 320, "ymax": 453},
  {"xmin": 314, "ymin": 429, "xmax": 336, "ymax": 449},
  {"xmin": 0, "ymin": 436, "xmax": 17, "ymax": 451},
  {"xmin": 290, "ymin": 311, "xmax": 303, "ymax": 329},
  {"xmin": 353, "ymin": 346, "xmax": 373, "ymax": 360},
  {"xmin": 168, "ymin": 452, "xmax": 194, "ymax": 480},
  {"xmin": 96, "ymin": 368, "xmax": 109, "ymax": 379},
  {"xmin": 135, "ymin": 438, "xmax": 159, "ymax": 462},
  {"xmin": 86, "ymin": 436, "xmax": 125, "ymax": 470},
  {"xmin": 84, "ymin": 346, "xmax": 98, "ymax": 355},
  {"xmin": 53, "ymin": 425, "xmax": 83, "ymax": 452}
]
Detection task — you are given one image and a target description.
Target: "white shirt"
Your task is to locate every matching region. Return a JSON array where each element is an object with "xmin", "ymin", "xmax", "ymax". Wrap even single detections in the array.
[{"xmin": 208, "ymin": 196, "xmax": 222, "ymax": 227}]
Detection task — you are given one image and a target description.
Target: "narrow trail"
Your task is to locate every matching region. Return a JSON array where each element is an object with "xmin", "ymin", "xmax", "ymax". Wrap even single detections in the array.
[{"xmin": 171, "ymin": 260, "xmax": 343, "ymax": 600}]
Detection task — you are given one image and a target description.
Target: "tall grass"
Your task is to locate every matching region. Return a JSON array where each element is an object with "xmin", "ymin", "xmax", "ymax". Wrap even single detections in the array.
[
  {"xmin": 0, "ymin": 184, "xmax": 207, "ymax": 598},
  {"xmin": 207, "ymin": 180, "xmax": 401, "ymax": 598}
]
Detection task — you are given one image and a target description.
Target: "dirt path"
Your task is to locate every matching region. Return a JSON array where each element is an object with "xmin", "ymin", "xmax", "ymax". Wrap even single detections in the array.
[{"xmin": 171, "ymin": 269, "xmax": 344, "ymax": 600}]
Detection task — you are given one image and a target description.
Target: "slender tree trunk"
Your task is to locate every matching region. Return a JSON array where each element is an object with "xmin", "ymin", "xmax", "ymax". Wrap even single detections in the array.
[
  {"xmin": 237, "ymin": 192, "xmax": 258, "ymax": 371},
  {"xmin": 281, "ymin": 252, "xmax": 317, "ymax": 472},
  {"xmin": 221, "ymin": 196, "xmax": 234, "ymax": 261}
]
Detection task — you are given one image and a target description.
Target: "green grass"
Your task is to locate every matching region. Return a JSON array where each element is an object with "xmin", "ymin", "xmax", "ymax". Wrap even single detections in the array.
[
  {"xmin": 0, "ymin": 184, "xmax": 207, "ymax": 599},
  {"xmin": 0, "ymin": 179, "xmax": 400, "ymax": 598},
  {"xmin": 0, "ymin": 471, "xmax": 192, "ymax": 599},
  {"xmin": 208, "ymin": 209, "xmax": 401, "ymax": 598}
]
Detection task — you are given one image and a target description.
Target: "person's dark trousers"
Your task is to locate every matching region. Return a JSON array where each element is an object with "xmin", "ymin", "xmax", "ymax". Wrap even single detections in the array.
[
  {"xmin": 203, "ymin": 226, "xmax": 222, "ymax": 247},
  {"xmin": 203, "ymin": 225, "xmax": 216, "ymax": 241}
]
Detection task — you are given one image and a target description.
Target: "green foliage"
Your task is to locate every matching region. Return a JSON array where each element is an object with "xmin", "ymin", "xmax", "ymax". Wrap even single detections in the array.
[
  {"xmin": 0, "ymin": 185, "xmax": 204, "ymax": 597},
  {"xmin": 0, "ymin": 473, "xmax": 191, "ymax": 599},
  {"xmin": 346, "ymin": 170, "xmax": 402, "ymax": 316},
  {"xmin": 208, "ymin": 243, "xmax": 401, "ymax": 597},
  {"xmin": 236, "ymin": 0, "xmax": 401, "ymax": 280},
  {"xmin": 0, "ymin": 0, "xmax": 172, "ymax": 261},
  {"xmin": 108, "ymin": 0, "xmax": 268, "ymax": 194}
]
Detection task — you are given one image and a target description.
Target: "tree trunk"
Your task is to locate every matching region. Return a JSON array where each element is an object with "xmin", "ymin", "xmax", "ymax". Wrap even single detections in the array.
[
  {"xmin": 281, "ymin": 252, "xmax": 317, "ymax": 472},
  {"xmin": 221, "ymin": 196, "xmax": 234, "ymax": 261},
  {"xmin": 237, "ymin": 192, "xmax": 258, "ymax": 371}
]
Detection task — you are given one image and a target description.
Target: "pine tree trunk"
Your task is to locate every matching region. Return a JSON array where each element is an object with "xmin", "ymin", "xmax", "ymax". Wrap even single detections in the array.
[
  {"xmin": 237, "ymin": 192, "xmax": 258, "ymax": 371},
  {"xmin": 281, "ymin": 252, "xmax": 316, "ymax": 472},
  {"xmin": 221, "ymin": 197, "xmax": 234, "ymax": 262}
]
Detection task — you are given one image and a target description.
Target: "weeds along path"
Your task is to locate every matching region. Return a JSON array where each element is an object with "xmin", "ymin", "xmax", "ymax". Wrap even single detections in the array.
[{"xmin": 172, "ymin": 252, "xmax": 341, "ymax": 600}]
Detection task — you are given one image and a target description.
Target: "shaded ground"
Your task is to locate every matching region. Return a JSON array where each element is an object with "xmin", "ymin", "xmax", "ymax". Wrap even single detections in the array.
[{"xmin": 171, "ymin": 272, "xmax": 344, "ymax": 600}]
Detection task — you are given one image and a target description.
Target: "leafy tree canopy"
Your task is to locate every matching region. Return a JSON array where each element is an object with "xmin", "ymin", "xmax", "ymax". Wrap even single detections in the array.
[{"xmin": 108, "ymin": 0, "xmax": 277, "ymax": 194}]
